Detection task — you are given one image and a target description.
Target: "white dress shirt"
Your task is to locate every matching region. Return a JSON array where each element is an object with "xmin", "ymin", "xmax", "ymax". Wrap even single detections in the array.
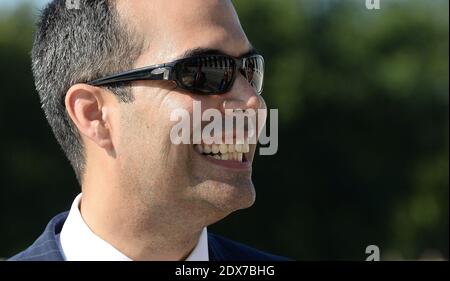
[{"xmin": 59, "ymin": 193, "xmax": 209, "ymax": 261}]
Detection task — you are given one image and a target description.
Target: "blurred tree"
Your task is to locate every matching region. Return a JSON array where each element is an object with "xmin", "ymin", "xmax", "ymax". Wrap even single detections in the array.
[{"xmin": 0, "ymin": 3, "xmax": 79, "ymax": 259}]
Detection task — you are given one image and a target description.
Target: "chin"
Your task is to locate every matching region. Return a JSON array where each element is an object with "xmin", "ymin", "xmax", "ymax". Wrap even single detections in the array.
[{"xmin": 195, "ymin": 179, "xmax": 256, "ymax": 220}]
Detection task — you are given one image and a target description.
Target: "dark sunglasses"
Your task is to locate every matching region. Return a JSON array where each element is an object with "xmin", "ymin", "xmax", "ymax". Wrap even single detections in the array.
[{"xmin": 86, "ymin": 54, "xmax": 264, "ymax": 95}]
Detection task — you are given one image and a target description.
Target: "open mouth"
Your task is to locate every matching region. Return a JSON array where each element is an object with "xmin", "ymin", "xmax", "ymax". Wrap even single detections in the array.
[{"xmin": 194, "ymin": 144, "xmax": 249, "ymax": 163}]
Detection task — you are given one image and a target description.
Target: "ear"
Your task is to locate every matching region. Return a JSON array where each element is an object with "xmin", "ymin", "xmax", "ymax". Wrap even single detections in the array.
[{"xmin": 65, "ymin": 84, "xmax": 114, "ymax": 151}]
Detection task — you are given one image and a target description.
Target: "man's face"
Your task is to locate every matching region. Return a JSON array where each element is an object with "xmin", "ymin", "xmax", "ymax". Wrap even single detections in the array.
[{"xmin": 112, "ymin": 0, "xmax": 266, "ymax": 224}]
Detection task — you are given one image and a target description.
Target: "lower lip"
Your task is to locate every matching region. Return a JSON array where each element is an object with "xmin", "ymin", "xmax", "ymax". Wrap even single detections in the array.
[{"xmin": 194, "ymin": 150, "xmax": 252, "ymax": 171}]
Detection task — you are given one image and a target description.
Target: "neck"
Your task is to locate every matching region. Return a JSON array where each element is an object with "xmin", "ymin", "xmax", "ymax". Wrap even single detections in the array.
[{"xmin": 79, "ymin": 161, "xmax": 204, "ymax": 260}]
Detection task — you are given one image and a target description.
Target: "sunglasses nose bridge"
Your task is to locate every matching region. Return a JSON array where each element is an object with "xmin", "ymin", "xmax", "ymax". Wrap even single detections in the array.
[{"xmin": 236, "ymin": 58, "xmax": 246, "ymax": 75}]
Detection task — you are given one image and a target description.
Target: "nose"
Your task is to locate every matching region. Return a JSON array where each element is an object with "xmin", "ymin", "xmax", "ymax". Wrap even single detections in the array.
[{"xmin": 220, "ymin": 74, "xmax": 265, "ymax": 114}]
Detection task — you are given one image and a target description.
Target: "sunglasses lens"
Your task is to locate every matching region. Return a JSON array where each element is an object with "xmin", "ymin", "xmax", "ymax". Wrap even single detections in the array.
[
  {"xmin": 177, "ymin": 56, "xmax": 235, "ymax": 94},
  {"xmin": 244, "ymin": 55, "xmax": 264, "ymax": 95}
]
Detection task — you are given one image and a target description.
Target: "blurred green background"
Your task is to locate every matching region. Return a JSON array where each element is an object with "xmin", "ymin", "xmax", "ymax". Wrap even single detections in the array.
[{"xmin": 0, "ymin": 0, "xmax": 448, "ymax": 260}]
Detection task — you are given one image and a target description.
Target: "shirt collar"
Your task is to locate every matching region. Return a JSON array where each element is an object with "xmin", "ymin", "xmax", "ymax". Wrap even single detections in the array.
[{"xmin": 59, "ymin": 193, "xmax": 209, "ymax": 261}]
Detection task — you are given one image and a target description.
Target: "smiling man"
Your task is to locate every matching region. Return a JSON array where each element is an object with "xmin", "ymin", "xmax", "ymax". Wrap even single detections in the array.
[{"xmin": 9, "ymin": 0, "xmax": 288, "ymax": 261}]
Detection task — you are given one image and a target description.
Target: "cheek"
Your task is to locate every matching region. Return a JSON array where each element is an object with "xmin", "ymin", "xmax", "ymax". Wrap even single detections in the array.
[
  {"xmin": 119, "ymin": 93, "xmax": 196, "ymax": 161},
  {"xmin": 115, "ymin": 106, "xmax": 148, "ymax": 158},
  {"xmin": 124, "ymin": 87, "xmax": 218, "ymax": 159},
  {"xmin": 116, "ymin": 108, "xmax": 169, "ymax": 189},
  {"xmin": 163, "ymin": 92, "xmax": 196, "ymax": 114},
  {"xmin": 162, "ymin": 93, "xmax": 198, "ymax": 138}
]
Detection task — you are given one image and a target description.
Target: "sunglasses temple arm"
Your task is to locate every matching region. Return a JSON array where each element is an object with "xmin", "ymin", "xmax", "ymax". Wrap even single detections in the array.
[{"xmin": 87, "ymin": 66, "xmax": 172, "ymax": 86}]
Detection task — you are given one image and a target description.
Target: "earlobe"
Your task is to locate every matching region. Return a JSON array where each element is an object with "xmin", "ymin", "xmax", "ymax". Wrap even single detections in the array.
[{"xmin": 65, "ymin": 84, "xmax": 114, "ymax": 150}]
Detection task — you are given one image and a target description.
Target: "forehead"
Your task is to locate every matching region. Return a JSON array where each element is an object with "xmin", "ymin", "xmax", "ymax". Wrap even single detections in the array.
[{"xmin": 117, "ymin": 0, "xmax": 252, "ymax": 66}]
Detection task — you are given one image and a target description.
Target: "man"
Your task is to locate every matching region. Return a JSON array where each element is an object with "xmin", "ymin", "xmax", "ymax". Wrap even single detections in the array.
[{"xmin": 10, "ymin": 0, "xmax": 288, "ymax": 261}]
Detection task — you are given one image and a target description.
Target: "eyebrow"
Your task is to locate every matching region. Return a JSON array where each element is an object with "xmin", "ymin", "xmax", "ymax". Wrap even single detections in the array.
[{"xmin": 178, "ymin": 46, "xmax": 258, "ymax": 60}]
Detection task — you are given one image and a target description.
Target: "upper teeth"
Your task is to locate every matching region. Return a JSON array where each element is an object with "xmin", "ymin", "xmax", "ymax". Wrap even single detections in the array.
[
  {"xmin": 197, "ymin": 143, "xmax": 249, "ymax": 153},
  {"xmin": 194, "ymin": 143, "xmax": 249, "ymax": 161}
]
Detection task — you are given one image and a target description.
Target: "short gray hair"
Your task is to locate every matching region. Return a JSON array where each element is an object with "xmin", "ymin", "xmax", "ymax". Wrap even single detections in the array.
[{"xmin": 32, "ymin": 0, "xmax": 143, "ymax": 184}]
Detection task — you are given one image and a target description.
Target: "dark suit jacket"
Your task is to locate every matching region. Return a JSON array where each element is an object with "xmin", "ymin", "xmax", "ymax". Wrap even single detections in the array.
[{"xmin": 9, "ymin": 212, "xmax": 290, "ymax": 261}]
